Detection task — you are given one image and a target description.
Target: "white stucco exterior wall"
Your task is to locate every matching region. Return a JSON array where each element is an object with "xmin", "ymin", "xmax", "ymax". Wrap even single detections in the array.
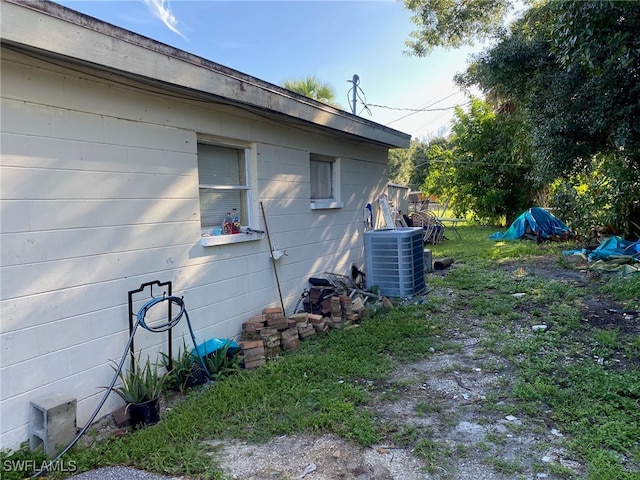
[{"xmin": 0, "ymin": 44, "xmax": 393, "ymax": 449}]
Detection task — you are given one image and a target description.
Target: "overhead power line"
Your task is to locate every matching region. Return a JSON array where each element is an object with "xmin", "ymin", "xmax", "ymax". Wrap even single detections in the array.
[
  {"xmin": 349, "ymin": 80, "xmax": 468, "ymax": 117},
  {"xmin": 384, "ymin": 91, "xmax": 467, "ymax": 126},
  {"xmin": 365, "ymin": 103, "xmax": 469, "ymax": 112},
  {"xmin": 422, "ymin": 159, "xmax": 534, "ymax": 167}
]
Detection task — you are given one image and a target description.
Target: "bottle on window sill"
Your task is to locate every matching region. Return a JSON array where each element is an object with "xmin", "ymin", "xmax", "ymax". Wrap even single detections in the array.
[
  {"xmin": 232, "ymin": 209, "xmax": 241, "ymax": 234},
  {"xmin": 222, "ymin": 212, "xmax": 233, "ymax": 235}
]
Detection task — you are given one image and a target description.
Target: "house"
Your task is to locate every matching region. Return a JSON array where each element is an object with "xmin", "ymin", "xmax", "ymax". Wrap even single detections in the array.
[{"xmin": 0, "ymin": 0, "xmax": 410, "ymax": 450}]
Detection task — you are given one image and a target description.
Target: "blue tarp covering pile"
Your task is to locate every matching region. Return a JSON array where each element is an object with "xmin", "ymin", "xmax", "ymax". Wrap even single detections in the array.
[{"xmin": 490, "ymin": 207, "xmax": 573, "ymax": 242}]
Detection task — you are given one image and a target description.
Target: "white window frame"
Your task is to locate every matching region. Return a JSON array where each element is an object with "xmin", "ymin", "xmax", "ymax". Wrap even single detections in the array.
[
  {"xmin": 197, "ymin": 137, "xmax": 262, "ymax": 246},
  {"xmin": 309, "ymin": 153, "xmax": 343, "ymax": 210}
]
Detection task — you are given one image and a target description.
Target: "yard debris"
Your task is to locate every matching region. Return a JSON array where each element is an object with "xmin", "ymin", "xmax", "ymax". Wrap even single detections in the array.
[
  {"xmin": 564, "ymin": 235, "xmax": 640, "ymax": 274},
  {"xmin": 433, "ymin": 257, "xmax": 454, "ymax": 270},
  {"xmin": 237, "ymin": 273, "xmax": 396, "ymax": 370},
  {"xmin": 299, "ymin": 463, "xmax": 316, "ymax": 478}
]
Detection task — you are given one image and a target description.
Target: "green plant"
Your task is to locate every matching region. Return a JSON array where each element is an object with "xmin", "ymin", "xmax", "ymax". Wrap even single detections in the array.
[
  {"xmin": 1, "ymin": 443, "xmax": 48, "ymax": 480},
  {"xmin": 202, "ymin": 342, "xmax": 242, "ymax": 381},
  {"xmin": 389, "ymin": 424, "xmax": 421, "ymax": 446},
  {"xmin": 40, "ymin": 227, "xmax": 637, "ymax": 479},
  {"xmin": 415, "ymin": 399, "xmax": 442, "ymax": 415},
  {"xmin": 159, "ymin": 341, "xmax": 197, "ymax": 392},
  {"xmin": 107, "ymin": 354, "xmax": 166, "ymax": 405},
  {"xmin": 414, "ymin": 438, "xmax": 451, "ymax": 473},
  {"xmin": 489, "ymin": 457, "xmax": 524, "ymax": 474}
]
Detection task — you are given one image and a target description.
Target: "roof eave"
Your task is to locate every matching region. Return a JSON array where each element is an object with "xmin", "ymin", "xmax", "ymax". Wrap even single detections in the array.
[{"xmin": 1, "ymin": 0, "xmax": 411, "ymax": 149}]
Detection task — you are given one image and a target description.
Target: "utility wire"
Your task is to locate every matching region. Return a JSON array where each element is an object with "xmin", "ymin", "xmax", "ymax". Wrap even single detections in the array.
[
  {"xmin": 365, "ymin": 102, "xmax": 467, "ymax": 113},
  {"xmin": 423, "ymin": 159, "xmax": 534, "ymax": 167},
  {"xmin": 356, "ymin": 84, "xmax": 372, "ymax": 117},
  {"xmin": 414, "ymin": 109, "xmax": 453, "ymax": 134},
  {"xmin": 349, "ymin": 81, "xmax": 466, "ymax": 119},
  {"xmin": 346, "ymin": 79, "xmax": 372, "ymax": 117},
  {"xmin": 384, "ymin": 91, "xmax": 468, "ymax": 125}
]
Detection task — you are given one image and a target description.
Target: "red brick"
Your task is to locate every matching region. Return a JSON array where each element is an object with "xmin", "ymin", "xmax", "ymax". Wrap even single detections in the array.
[
  {"xmin": 242, "ymin": 323, "xmax": 261, "ymax": 335},
  {"xmin": 246, "ymin": 314, "xmax": 266, "ymax": 324},
  {"xmin": 241, "ymin": 332, "xmax": 261, "ymax": 341},
  {"xmin": 280, "ymin": 328, "xmax": 298, "ymax": 340},
  {"xmin": 265, "ymin": 346, "xmax": 281, "ymax": 359},
  {"xmin": 239, "ymin": 339, "xmax": 264, "ymax": 350},
  {"xmin": 266, "ymin": 317, "xmax": 288, "ymax": 329},
  {"xmin": 112, "ymin": 405, "xmax": 130, "ymax": 428},
  {"xmin": 263, "ymin": 337, "xmax": 281, "ymax": 348},
  {"xmin": 243, "ymin": 349, "xmax": 265, "ymax": 363},
  {"xmin": 282, "ymin": 338, "xmax": 300, "ymax": 351},
  {"xmin": 314, "ymin": 323, "xmax": 330, "ymax": 333},
  {"xmin": 244, "ymin": 358, "xmax": 266, "ymax": 369},
  {"xmin": 288, "ymin": 313, "xmax": 309, "ymax": 322},
  {"xmin": 299, "ymin": 327, "xmax": 316, "ymax": 339}
]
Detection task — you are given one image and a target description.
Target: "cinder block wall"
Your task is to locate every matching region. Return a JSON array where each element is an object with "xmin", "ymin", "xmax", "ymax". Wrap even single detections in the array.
[{"xmin": 0, "ymin": 47, "xmax": 388, "ymax": 450}]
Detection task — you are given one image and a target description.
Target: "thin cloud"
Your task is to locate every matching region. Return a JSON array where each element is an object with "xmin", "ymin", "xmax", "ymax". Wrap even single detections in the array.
[{"xmin": 143, "ymin": 0, "xmax": 186, "ymax": 38}]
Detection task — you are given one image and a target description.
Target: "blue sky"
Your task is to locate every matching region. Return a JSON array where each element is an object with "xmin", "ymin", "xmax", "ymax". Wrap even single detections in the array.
[{"xmin": 54, "ymin": 0, "xmax": 486, "ymax": 140}]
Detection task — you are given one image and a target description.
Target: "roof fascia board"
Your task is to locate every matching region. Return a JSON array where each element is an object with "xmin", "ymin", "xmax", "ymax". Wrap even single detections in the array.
[{"xmin": 1, "ymin": 0, "xmax": 411, "ymax": 149}]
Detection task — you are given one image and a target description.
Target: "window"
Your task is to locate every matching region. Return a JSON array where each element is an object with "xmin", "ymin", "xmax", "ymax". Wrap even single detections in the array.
[
  {"xmin": 198, "ymin": 142, "xmax": 249, "ymax": 231},
  {"xmin": 310, "ymin": 153, "xmax": 343, "ymax": 209}
]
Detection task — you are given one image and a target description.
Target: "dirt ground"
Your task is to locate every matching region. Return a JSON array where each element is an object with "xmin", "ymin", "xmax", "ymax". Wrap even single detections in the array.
[
  {"xmin": 202, "ymin": 255, "xmax": 638, "ymax": 480},
  {"xmin": 82, "ymin": 254, "xmax": 638, "ymax": 480}
]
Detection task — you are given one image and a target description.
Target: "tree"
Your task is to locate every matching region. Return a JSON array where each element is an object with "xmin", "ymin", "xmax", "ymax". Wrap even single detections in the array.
[
  {"xmin": 388, "ymin": 139, "xmax": 433, "ymax": 189},
  {"xmin": 445, "ymin": 97, "xmax": 536, "ymax": 225},
  {"xmin": 403, "ymin": 0, "xmax": 515, "ymax": 55},
  {"xmin": 457, "ymin": 1, "xmax": 640, "ymax": 235},
  {"xmin": 547, "ymin": 1, "xmax": 640, "ymax": 161},
  {"xmin": 281, "ymin": 76, "xmax": 341, "ymax": 108}
]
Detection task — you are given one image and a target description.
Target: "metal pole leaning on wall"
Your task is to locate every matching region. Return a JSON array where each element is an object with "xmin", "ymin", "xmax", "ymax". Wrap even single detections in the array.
[{"xmin": 260, "ymin": 201, "xmax": 286, "ymax": 314}]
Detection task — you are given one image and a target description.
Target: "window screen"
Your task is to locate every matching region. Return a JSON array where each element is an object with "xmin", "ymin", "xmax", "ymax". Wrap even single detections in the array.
[
  {"xmin": 310, "ymin": 154, "xmax": 334, "ymax": 200},
  {"xmin": 198, "ymin": 143, "xmax": 247, "ymax": 230}
]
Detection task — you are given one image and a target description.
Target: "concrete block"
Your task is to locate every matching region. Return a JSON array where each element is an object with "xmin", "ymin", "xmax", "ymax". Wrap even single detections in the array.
[{"xmin": 29, "ymin": 394, "xmax": 77, "ymax": 458}]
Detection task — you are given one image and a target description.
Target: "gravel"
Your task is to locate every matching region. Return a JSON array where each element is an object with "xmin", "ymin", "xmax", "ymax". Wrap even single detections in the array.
[{"xmin": 69, "ymin": 466, "xmax": 180, "ymax": 480}]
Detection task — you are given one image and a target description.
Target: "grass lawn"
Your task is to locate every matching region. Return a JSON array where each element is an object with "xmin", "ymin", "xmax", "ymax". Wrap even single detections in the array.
[{"xmin": 3, "ymin": 226, "xmax": 639, "ymax": 479}]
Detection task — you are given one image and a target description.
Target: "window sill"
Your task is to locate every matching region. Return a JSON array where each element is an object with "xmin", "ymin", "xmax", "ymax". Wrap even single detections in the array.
[
  {"xmin": 201, "ymin": 232, "xmax": 264, "ymax": 247},
  {"xmin": 310, "ymin": 201, "xmax": 344, "ymax": 210}
]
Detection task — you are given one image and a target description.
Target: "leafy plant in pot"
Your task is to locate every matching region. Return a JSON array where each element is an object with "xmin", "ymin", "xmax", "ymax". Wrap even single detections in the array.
[{"xmin": 107, "ymin": 354, "xmax": 167, "ymax": 428}]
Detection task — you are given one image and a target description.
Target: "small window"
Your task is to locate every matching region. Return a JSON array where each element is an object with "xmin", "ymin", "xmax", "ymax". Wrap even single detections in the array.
[
  {"xmin": 198, "ymin": 143, "xmax": 249, "ymax": 230},
  {"xmin": 310, "ymin": 153, "xmax": 343, "ymax": 210}
]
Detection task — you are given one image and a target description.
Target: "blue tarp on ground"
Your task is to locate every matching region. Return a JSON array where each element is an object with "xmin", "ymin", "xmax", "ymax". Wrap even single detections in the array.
[
  {"xmin": 564, "ymin": 236, "xmax": 640, "ymax": 262},
  {"xmin": 563, "ymin": 236, "xmax": 640, "ymax": 274},
  {"xmin": 490, "ymin": 207, "xmax": 573, "ymax": 241},
  {"xmin": 584, "ymin": 236, "xmax": 640, "ymax": 261}
]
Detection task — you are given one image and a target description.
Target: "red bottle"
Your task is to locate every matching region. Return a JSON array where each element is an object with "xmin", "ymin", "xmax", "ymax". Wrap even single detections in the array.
[
  {"xmin": 232, "ymin": 209, "xmax": 241, "ymax": 234},
  {"xmin": 222, "ymin": 212, "xmax": 233, "ymax": 235}
]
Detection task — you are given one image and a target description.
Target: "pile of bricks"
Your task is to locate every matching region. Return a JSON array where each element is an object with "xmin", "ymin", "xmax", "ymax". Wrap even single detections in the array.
[
  {"xmin": 238, "ymin": 296, "xmax": 367, "ymax": 370},
  {"xmin": 308, "ymin": 313, "xmax": 329, "ymax": 333},
  {"xmin": 237, "ymin": 339, "xmax": 265, "ymax": 370}
]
